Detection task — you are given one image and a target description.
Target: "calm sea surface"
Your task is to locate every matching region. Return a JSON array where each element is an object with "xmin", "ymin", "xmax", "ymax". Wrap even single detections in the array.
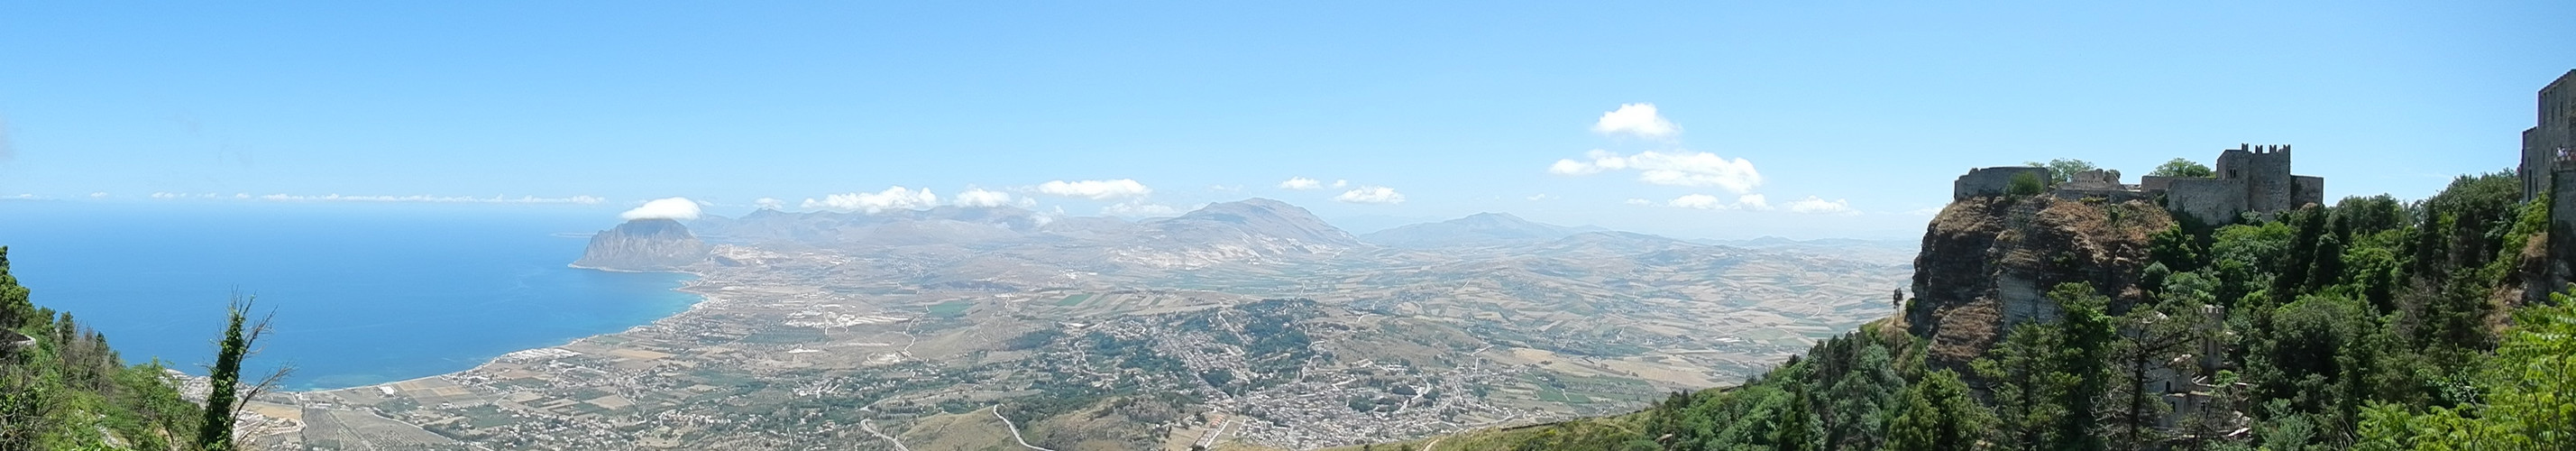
[{"xmin": 0, "ymin": 201, "xmax": 698, "ymax": 390}]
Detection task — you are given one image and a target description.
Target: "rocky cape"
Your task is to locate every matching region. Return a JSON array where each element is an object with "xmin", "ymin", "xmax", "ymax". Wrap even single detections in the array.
[{"xmin": 572, "ymin": 218, "xmax": 710, "ymax": 272}]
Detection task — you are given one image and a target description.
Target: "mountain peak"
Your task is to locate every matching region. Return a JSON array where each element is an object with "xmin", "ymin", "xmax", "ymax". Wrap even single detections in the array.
[
  {"xmin": 1151, "ymin": 198, "xmax": 1361, "ymax": 247},
  {"xmin": 573, "ymin": 218, "xmax": 710, "ymax": 271}
]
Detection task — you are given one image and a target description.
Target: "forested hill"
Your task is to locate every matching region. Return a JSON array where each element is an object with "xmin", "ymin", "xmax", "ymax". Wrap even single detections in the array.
[
  {"xmin": 0, "ymin": 247, "xmax": 207, "ymax": 450},
  {"xmin": 1352, "ymin": 170, "xmax": 2575, "ymax": 450}
]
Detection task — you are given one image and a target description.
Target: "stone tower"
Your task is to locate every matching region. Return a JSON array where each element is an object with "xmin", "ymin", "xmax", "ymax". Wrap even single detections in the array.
[{"xmin": 2523, "ymin": 69, "xmax": 2576, "ymax": 202}]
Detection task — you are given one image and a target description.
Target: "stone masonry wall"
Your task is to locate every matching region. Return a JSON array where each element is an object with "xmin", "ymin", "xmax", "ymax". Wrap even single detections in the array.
[
  {"xmin": 2293, "ymin": 176, "xmax": 2325, "ymax": 208},
  {"xmin": 2552, "ymin": 164, "xmax": 2575, "ymax": 296},
  {"xmin": 2243, "ymin": 149, "xmax": 2295, "ymax": 213},
  {"xmin": 2165, "ymin": 178, "xmax": 2244, "ymax": 226},
  {"xmin": 1955, "ymin": 166, "xmax": 2052, "ymax": 201}
]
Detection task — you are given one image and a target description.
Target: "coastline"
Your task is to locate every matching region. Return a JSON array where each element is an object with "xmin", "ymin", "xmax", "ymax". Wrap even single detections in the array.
[{"xmin": 296, "ymin": 263, "xmax": 720, "ymax": 395}]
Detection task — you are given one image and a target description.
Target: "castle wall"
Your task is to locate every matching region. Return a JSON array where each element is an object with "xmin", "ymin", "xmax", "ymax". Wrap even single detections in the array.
[
  {"xmin": 2531, "ymin": 127, "xmax": 2553, "ymax": 201},
  {"xmin": 2293, "ymin": 176, "xmax": 2325, "ymax": 208},
  {"xmin": 2139, "ymin": 176, "xmax": 2177, "ymax": 192},
  {"xmin": 2552, "ymin": 165, "xmax": 2575, "ymax": 296},
  {"xmin": 1954, "ymin": 166, "xmax": 2052, "ymax": 201},
  {"xmin": 2165, "ymin": 178, "xmax": 2244, "ymax": 225}
]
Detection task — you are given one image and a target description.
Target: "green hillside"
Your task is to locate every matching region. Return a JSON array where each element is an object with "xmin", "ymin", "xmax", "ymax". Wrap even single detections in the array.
[
  {"xmin": 1371, "ymin": 171, "xmax": 2576, "ymax": 450},
  {"xmin": 0, "ymin": 247, "xmax": 209, "ymax": 450}
]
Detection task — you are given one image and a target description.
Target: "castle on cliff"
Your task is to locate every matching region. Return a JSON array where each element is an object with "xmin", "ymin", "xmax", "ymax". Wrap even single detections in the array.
[
  {"xmin": 2518, "ymin": 69, "xmax": 2576, "ymax": 299},
  {"xmin": 1953, "ymin": 144, "xmax": 2325, "ymax": 225}
]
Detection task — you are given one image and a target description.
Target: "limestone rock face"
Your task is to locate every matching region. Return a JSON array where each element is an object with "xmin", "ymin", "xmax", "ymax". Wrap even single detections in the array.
[
  {"xmin": 573, "ymin": 218, "xmax": 710, "ymax": 271},
  {"xmin": 1905, "ymin": 196, "xmax": 2172, "ymax": 371}
]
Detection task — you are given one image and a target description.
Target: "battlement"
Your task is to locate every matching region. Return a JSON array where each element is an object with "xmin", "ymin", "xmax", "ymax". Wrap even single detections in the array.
[{"xmin": 2230, "ymin": 143, "xmax": 2292, "ymax": 155}]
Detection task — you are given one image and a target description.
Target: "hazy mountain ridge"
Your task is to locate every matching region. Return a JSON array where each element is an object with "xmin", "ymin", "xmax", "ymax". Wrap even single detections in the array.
[{"xmin": 1359, "ymin": 212, "xmax": 1592, "ymax": 248}]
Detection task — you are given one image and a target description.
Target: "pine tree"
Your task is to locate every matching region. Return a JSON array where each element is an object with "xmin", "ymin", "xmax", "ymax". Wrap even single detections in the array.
[
  {"xmin": 1772, "ymin": 384, "xmax": 1819, "ymax": 451},
  {"xmin": 1888, "ymin": 369, "xmax": 1987, "ymax": 451},
  {"xmin": 1978, "ymin": 322, "xmax": 2070, "ymax": 451},
  {"xmin": 2051, "ymin": 282, "xmax": 2116, "ymax": 451}
]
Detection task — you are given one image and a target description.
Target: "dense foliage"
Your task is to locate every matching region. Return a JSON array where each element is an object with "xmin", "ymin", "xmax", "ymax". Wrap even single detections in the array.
[
  {"xmin": 1444, "ymin": 170, "xmax": 2571, "ymax": 450},
  {"xmin": 2150, "ymin": 159, "xmax": 2216, "ymax": 179},
  {"xmin": 0, "ymin": 247, "xmax": 207, "ymax": 450}
]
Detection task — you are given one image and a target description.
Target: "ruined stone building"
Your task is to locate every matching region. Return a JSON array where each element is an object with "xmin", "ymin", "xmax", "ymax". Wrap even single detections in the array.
[{"xmin": 1951, "ymin": 144, "xmax": 2325, "ymax": 225}]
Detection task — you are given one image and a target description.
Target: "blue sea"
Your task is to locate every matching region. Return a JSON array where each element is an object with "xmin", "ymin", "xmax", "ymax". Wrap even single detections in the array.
[{"xmin": 0, "ymin": 201, "xmax": 701, "ymax": 391}]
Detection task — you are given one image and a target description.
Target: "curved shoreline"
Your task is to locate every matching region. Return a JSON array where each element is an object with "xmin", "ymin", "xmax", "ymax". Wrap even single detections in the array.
[{"xmin": 297, "ymin": 263, "xmax": 720, "ymax": 394}]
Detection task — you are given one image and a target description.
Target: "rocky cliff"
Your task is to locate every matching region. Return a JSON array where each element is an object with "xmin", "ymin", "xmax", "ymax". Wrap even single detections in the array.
[
  {"xmin": 573, "ymin": 218, "xmax": 710, "ymax": 271},
  {"xmin": 1904, "ymin": 196, "xmax": 2172, "ymax": 370}
]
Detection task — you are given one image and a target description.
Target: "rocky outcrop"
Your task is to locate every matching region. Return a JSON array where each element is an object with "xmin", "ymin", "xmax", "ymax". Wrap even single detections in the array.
[
  {"xmin": 573, "ymin": 218, "xmax": 710, "ymax": 271},
  {"xmin": 1906, "ymin": 196, "xmax": 2172, "ymax": 371}
]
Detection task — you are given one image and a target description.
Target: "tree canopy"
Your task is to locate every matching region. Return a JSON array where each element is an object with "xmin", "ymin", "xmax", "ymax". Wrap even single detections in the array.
[{"xmin": 2149, "ymin": 158, "xmax": 2216, "ymax": 178}]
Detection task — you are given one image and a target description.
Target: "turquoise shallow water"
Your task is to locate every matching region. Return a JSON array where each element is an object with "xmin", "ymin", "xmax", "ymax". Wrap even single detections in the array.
[{"xmin": 0, "ymin": 201, "xmax": 699, "ymax": 391}]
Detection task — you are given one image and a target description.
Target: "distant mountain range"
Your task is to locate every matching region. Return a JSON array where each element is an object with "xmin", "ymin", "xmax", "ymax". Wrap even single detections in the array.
[
  {"xmin": 578, "ymin": 198, "xmax": 1919, "ymax": 271},
  {"xmin": 1358, "ymin": 212, "xmax": 1607, "ymax": 248}
]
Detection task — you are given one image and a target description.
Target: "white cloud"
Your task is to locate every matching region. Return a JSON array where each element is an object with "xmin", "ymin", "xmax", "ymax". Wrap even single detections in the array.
[
  {"xmin": 1526, "ymin": 194, "xmax": 1556, "ymax": 201},
  {"xmin": 802, "ymin": 187, "xmax": 939, "ymax": 213},
  {"xmin": 1549, "ymin": 159, "xmax": 1602, "ymax": 175},
  {"xmin": 1278, "ymin": 178, "xmax": 1323, "ymax": 190},
  {"xmin": 1332, "ymin": 179, "xmax": 1349, "ymax": 189},
  {"xmin": 754, "ymin": 198, "xmax": 785, "ymax": 209},
  {"xmin": 1036, "ymin": 179, "xmax": 1151, "ymax": 199},
  {"xmin": 1101, "ymin": 201, "xmax": 1185, "ymax": 217},
  {"xmin": 1547, "ymin": 150, "xmax": 1763, "ymax": 193},
  {"xmin": 89, "ymin": 192, "xmax": 109, "ymax": 198},
  {"xmin": 1736, "ymin": 194, "xmax": 1770, "ymax": 210},
  {"xmin": 1623, "ymin": 198, "xmax": 1652, "ymax": 206},
  {"xmin": 1209, "ymin": 185, "xmax": 1242, "ymax": 192},
  {"xmin": 1591, "ymin": 103, "xmax": 1678, "ymax": 139},
  {"xmin": 620, "ymin": 197, "xmax": 703, "ymax": 220},
  {"xmin": 1667, "ymin": 193, "xmax": 1770, "ymax": 210},
  {"xmin": 1334, "ymin": 187, "xmax": 1406, "ymax": 205},
  {"xmin": 1784, "ymin": 196, "xmax": 1861, "ymax": 215},
  {"xmin": 1668, "ymin": 194, "xmax": 1724, "ymax": 209},
  {"xmin": 954, "ymin": 189, "xmax": 1029, "ymax": 207}
]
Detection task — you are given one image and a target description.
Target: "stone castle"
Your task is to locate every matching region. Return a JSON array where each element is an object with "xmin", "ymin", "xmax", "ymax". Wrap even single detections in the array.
[
  {"xmin": 2518, "ymin": 69, "xmax": 2576, "ymax": 299},
  {"xmin": 1953, "ymin": 144, "xmax": 2325, "ymax": 225},
  {"xmin": 2520, "ymin": 69, "xmax": 2574, "ymax": 203}
]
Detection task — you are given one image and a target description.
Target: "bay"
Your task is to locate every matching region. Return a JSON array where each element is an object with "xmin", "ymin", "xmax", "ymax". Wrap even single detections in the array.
[{"xmin": 0, "ymin": 200, "xmax": 698, "ymax": 391}]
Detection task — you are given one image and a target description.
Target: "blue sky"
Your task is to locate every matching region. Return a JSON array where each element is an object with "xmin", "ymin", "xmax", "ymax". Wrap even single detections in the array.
[{"xmin": 1, "ymin": 2, "xmax": 2569, "ymax": 239}]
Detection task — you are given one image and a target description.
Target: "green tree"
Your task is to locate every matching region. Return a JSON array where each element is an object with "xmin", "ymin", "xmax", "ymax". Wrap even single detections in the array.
[
  {"xmin": 2051, "ymin": 283, "xmax": 2116, "ymax": 451},
  {"xmin": 1888, "ymin": 369, "xmax": 1988, "ymax": 451},
  {"xmin": 2027, "ymin": 159, "xmax": 2101, "ymax": 185},
  {"xmin": 1772, "ymin": 384, "xmax": 1819, "ymax": 451},
  {"xmin": 1977, "ymin": 322, "xmax": 2073, "ymax": 451},
  {"xmin": 2010, "ymin": 171, "xmax": 2049, "ymax": 197},
  {"xmin": 2104, "ymin": 299, "xmax": 2213, "ymax": 450},
  {"xmin": 197, "ymin": 295, "xmax": 290, "ymax": 451},
  {"xmin": 2356, "ymin": 290, "xmax": 2576, "ymax": 450},
  {"xmin": 2149, "ymin": 158, "xmax": 2215, "ymax": 179}
]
